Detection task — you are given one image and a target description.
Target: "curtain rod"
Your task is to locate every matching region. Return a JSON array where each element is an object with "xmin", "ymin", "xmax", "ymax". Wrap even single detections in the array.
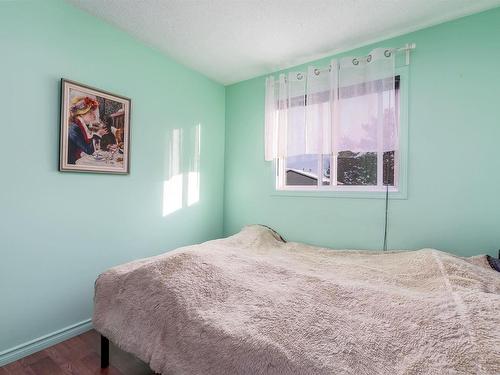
[
  {"xmin": 341, "ymin": 42, "xmax": 416, "ymax": 64},
  {"xmin": 396, "ymin": 43, "xmax": 416, "ymax": 65},
  {"xmin": 395, "ymin": 43, "xmax": 417, "ymax": 51},
  {"xmin": 343, "ymin": 43, "xmax": 416, "ymax": 68},
  {"xmin": 331, "ymin": 43, "xmax": 416, "ymax": 70},
  {"xmin": 279, "ymin": 43, "xmax": 417, "ymax": 79}
]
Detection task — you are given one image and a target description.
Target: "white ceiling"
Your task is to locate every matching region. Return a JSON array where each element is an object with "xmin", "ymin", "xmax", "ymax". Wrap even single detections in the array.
[{"xmin": 67, "ymin": 0, "xmax": 500, "ymax": 85}]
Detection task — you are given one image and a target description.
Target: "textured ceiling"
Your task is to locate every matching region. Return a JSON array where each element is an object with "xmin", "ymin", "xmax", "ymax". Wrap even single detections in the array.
[{"xmin": 66, "ymin": 0, "xmax": 500, "ymax": 85}]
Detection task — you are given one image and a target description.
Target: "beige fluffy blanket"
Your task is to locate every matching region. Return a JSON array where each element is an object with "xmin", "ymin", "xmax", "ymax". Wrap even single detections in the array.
[{"xmin": 93, "ymin": 225, "xmax": 500, "ymax": 375}]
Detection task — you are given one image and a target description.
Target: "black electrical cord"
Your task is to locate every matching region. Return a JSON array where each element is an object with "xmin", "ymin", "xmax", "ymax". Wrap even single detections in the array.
[
  {"xmin": 383, "ymin": 180, "xmax": 389, "ymax": 251},
  {"xmin": 383, "ymin": 153, "xmax": 390, "ymax": 251},
  {"xmin": 383, "ymin": 77, "xmax": 400, "ymax": 252}
]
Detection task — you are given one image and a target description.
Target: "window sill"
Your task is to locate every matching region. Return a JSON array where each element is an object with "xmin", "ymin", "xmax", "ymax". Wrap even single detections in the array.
[{"xmin": 271, "ymin": 188, "xmax": 407, "ymax": 200}]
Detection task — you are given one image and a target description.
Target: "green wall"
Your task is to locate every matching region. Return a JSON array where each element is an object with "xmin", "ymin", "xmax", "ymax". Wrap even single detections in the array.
[
  {"xmin": 0, "ymin": 0, "xmax": 225, "ymax": 356},
  {"xmin": 2, "ymin": 0, "xmax": 500, "ymax": 364},
  {"xmin": 224, "ymin": 7, "xmax": 500, "ymax": 257}
]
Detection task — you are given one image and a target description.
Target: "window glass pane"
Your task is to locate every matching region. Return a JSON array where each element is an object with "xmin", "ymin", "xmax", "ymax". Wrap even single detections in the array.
[
  {"xmin": 336, "ymin": 91, "xmax": 378, "ymax": 186},
  {"xmin": 287, "ymin": 101, "xmax": 306, "ymax": 157},
  {"xmin": 337, "ymin": 151, "xmax": 377, "ymax": 186},
  {"xmin": 278, "ymin": 77, "xmax": 400, "ymax": 191},
  {"xmin": 383, "ymin": 151, "xmax": 395, "ymax": 186},
  {"xmin": 337, "ymin": 93, "xmax": 379, "ymax": 153},
  {"xmin": 286, "ymin": 154, "xmax": 318, "ymax": 186},
  {"xmin": 322, "ymin": 154, "xmax": 330, "ymax": 186}
]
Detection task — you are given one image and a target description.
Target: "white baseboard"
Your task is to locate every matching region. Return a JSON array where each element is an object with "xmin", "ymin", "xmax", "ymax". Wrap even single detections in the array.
[{"xmin": 0, "ymin": 319, "xmax": 93, "ymax": 367}]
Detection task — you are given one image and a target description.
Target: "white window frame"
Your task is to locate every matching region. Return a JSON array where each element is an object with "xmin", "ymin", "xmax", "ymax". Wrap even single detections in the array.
[{"xmin": 273, "ymin": 66, "xmax": 409, "ymax": 199}]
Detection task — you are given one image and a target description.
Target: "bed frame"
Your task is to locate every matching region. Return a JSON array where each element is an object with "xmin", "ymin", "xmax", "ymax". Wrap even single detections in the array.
[
  {"xmin": 100, "ymin": 334, "xmax": 160, "ymax": 374},
  {"xmin": 101, "ymin": 335, "xmax": 109, "ymax": 368}
]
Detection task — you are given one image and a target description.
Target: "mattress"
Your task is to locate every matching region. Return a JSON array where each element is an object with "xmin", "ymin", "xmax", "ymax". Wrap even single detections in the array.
[{"xmin": 93, "ymin": 225, "xmax": 500, "ymax": 374}]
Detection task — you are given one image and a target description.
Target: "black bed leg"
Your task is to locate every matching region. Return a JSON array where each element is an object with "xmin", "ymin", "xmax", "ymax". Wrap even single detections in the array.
[{"xmin": 101, "ymin": 335, "xmax": 109, "ymax": 368}]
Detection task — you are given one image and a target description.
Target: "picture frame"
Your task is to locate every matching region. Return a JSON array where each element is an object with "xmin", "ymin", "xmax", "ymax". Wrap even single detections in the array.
[{"xmin": 59, "ymin": 79, "xmax": 131, "ymax": 174}]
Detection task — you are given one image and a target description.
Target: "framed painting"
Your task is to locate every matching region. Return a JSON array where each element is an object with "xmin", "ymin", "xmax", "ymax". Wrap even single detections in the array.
[{"xmin": 59, "ymin": 79, "xmax": 131, "ymax": 174}]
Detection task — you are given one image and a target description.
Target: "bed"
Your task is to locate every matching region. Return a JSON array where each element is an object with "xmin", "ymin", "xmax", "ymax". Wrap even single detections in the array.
[{"xmin": 93, "ymin": 225, "xmax": 500, "ymax": 374}]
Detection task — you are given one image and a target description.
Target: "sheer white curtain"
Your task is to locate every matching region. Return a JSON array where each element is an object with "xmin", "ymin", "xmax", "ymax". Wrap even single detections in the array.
[{"xmin": 264, "ymin": 48, "xmax": 397, "ymax": 164}]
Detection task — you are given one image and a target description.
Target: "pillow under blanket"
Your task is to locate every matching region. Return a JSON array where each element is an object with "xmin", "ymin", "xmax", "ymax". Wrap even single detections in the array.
[{"xmin": 487, "ymin": 255, "xmax": 500, "ymax": 272}]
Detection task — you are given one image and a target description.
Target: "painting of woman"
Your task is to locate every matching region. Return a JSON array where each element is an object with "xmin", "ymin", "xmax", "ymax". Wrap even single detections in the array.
[
  {"xmin": 67, "ymin": 96, "xmax": 109, "ymax": 164},
  {"xmin": 59, "ymin": 79, "xmax": 131, "ymax": 174}
]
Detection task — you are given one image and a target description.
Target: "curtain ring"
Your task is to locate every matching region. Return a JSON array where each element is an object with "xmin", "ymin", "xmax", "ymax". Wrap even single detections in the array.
[
  {"xmin": 384, "ymin": 49, "xmax": 392, "ymax": 57},
  {"xmin": 352, "ymin": 58, "xmax": 359, "ymax": 66},
  {"xmin": 314, "ymin": 68, "xmax": 320, "ymax": 76},
  {"xmin": 366, "ymin": 54, "xmax": 372, "ymax": 63},
  {"xmin": 296, "ymin": 73, "xmax": 303, "ymax": 80}
]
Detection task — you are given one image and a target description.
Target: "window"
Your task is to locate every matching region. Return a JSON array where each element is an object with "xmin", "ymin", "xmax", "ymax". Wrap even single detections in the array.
[{"xmin": 276, "ymin": 75, "xmax": 401, "ymax": 193}]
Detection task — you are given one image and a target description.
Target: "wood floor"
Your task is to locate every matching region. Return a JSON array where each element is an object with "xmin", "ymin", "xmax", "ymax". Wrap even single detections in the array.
[{"xmin": 0, "ymin": 330, "xmax": 155, "ymax": 375}]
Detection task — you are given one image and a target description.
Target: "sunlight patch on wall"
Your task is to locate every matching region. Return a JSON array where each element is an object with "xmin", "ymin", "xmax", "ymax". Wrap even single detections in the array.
[
  {"xmin": 163, "ymin": 124, "xmax": 202, "ymax": 216},
  {"xmin": 163, "ymin": 128, "xmax": 183, "ymax": 216},
  {"xmin": 187, "ymin": 124, "xmax": 201, "ymax": 206},
  {"xmin": 163, "ymin": 174, "xmax": 183, "ymax": 216}
]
